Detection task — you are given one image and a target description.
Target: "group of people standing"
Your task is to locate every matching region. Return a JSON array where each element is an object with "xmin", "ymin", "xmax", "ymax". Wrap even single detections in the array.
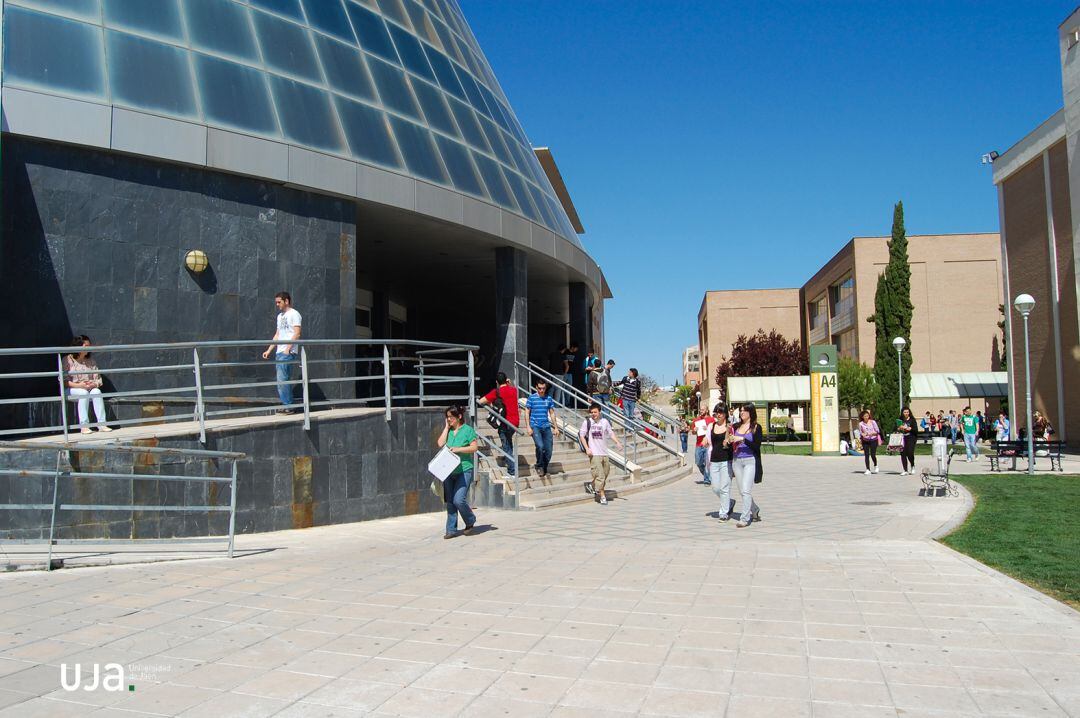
[{"xmin": 687, "ymin": 404, "xmax": 764, "ymax": 528}]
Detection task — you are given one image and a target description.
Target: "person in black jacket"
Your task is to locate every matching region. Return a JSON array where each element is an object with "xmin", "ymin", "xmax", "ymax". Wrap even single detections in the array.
[
  {"xmin": 729, "ymin": 403, "xmax": 763, "ymax": 528},
  {"xmin": 897, "ymin": 406, "xmax": 919, "ymax": 475}
]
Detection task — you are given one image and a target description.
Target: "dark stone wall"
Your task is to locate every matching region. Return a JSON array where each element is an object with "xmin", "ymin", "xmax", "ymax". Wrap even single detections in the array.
[
  {"xmin": 0, "ymin": 408, "xmax": 453, "ymax": 540},
  {"xmin": 0, "ymin": 136, "xmax": 358, "ymax": 420}
]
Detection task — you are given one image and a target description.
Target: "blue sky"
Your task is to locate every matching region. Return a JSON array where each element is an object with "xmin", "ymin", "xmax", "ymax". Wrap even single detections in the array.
[{"xmin": 462, "ymin": 0, "xmax": 1073, "ymax": 386}]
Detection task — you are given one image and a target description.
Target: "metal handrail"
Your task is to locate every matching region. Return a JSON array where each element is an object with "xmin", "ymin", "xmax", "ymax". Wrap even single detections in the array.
[
  {"xmin": 516, "ymin": 361, "xmax": 680, "ymax": 463},
  {"xmin": 0, "ymin": 338, "xmax": 478, "ymax": 443},
  {"xmin": 0, "ymin": 440, "xmax": 244, "ymax": 569}
]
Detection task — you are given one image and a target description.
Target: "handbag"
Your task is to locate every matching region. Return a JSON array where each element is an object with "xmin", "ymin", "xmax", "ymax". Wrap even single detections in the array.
[{"xmin": 886, "ymin": 432, "xmax": 904, "ymax": 451}]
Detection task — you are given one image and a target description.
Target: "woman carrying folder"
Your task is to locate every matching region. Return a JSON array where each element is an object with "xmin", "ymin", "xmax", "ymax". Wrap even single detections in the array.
[{"xmin": 436, "ymin": 405, "xmax": 479, "ymax": 539}]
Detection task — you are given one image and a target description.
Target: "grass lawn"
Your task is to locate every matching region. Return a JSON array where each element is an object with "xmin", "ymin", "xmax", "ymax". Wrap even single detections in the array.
[{"xmin": 940, "ymin": 474, "xmax": 1080, "ymax": 609}]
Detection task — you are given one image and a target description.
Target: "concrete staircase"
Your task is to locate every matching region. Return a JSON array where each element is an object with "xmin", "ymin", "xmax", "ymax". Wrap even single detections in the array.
[{"xmin": 474, "ymin": 408, "xmax": 688, "ymax": 510}]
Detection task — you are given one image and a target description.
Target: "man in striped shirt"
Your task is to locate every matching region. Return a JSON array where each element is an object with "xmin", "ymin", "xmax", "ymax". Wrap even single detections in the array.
[
  {"xmin": 617, "ymin": 368, "xmax": 643, "ymax": 425},
  {"xmin": 523, "ymin": 379, "xmax": 560, "ymax": 478}
]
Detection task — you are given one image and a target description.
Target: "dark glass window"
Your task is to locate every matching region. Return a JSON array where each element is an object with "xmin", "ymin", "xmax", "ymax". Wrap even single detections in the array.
[
  {"xmin": 472, "ymin": 152, "xmax": 516, "ymax": 210},
  {"xmin": 268, "ymin": 76, "xmax": 345, "ymax": 153},
  {"xmin": 434, "ymin": 135, "xmax": 483, "ymax": 196},
  {"xmin": 335, "ymin": 95, "xmax": 401, "ymax": 168},
  {"xmin": 185, "ymin": 0, "xmax": 259, "ymax": 63},
  {"xmin": 316, "ymin": 35, "xmax": 376, "ymax": 101},
  {"xmin": 503, "ymin": 171, "xmax": 540, "ymax": 223},
  {"xmin": 410, "ymin": 79, "xmax": 457, "ymax": 137},
  {"xmin": 367, "ymin": 57, "xmax": 421, "ymax": 121},
  {"xmin": 23, "ymin": 0, "xmax": 99, "ymax": 21},
  {"xmin": 422, "ymin": 45, "xmax": 465, "ymax": 100},
  {"xmin": 103, "ymin": 0, "xmax": 184, "ymax": 40},
  {"xmin": 3, "ymin": 6, "xmax": 106, "ymax": 99},
  {"xmin": 454, "ymin": 64, "xmax": 486, "ymax": 113},
  {"xmin": 253, "ymin": 10, "xmax": 321, "ymax": 83},
  {"xmin": 478, "ymin": 115, "xmax": 513, "ymax": 166},
  {"xmin": 300, "ymin": 0, "xmax": 354, "ymax": 43},
  {"xmin": 376, "ymin": 0, "xmax": 410, "ymax": 27},
  {"xmin": 249, "ymin": 0, "xmax": 302, "ymax": 21},
  {"xmin": 386, "ymin": 23, "xmax": 435, "ymax": 82},
  {"xmin": 195, "ymin": 53, "xmax": 278, "ymax": 135},
  {"xmin": 389, "ymin": 117, "xmax": 446, "ymax": 184},
  {"xmin": 447, "ymin": 97, "xmax": 487, "ymax": 152},
  {"xmin": 346, "ymin": 3, "xmax": 398, "ymax": 63},
  {"xmin": 107, "ymin": 30, "xmax": 197, "ymax": 116}
]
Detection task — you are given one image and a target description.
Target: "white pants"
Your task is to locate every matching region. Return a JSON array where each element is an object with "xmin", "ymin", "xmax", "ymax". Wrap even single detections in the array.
[
  {"xmin": 731, "ymin": 456, "xmax": 760, "ymax": 523},
  {"xmin": 69, "ymin": 387, "xmax": 106, "ymax": 426}
]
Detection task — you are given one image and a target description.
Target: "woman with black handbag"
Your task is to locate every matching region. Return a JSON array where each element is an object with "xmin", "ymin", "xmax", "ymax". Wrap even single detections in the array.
[
  {"xmin": 728, "ymin": 404, "xmax": 763, "ymax": 528},
  {"xmin": 897, "ymin": 406, "xmax": 919, "ymax": 475}
]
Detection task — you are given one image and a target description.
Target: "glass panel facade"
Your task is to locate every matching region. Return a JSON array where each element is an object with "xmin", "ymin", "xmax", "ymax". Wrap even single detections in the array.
[
  {"xmin": 107, "ymin": 30, "xmax": 197, "ymax": 117},
  {"xmin": 315, "ymin": 35, "xmax": 376, "ymax": 101},
  {"xmin": 389, "ymin": 116, "xmax": 446, "ymax": 184},
  {"xmin": 103, "ymin": 0, "xmax": 184, "ymax": 40},
  {"xmin": 195, "ymin": 52, "xmax": 279, "ymax": 135},
  {"xmin": 335, "ymin": 95, "xmax": 400, "ymax": 168},
  {"xmin": 184, "ymin": 0, "xmax": 259, "ymax": 63},
  {"xmin": 269, "ymin": 75, "xmax": 344, "ymax": 153},
  {"xmin": 1, "ymin": 0, "xmax": 583, "ymax": 245},
  {"xmin": 3, "ymin": 6, "xmax": 105, "ymax": 99}
]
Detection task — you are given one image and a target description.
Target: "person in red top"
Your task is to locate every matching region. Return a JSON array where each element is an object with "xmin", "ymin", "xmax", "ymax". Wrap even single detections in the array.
[
  {"xmin": 478, "ymin": 372, "xmax": 519, "ymax": 476},
  {"xmin": 692, "ymin": 407, "xmax": 716, "ymax": 484}
]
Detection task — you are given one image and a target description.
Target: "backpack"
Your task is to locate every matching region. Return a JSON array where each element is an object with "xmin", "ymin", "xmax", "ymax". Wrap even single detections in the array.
[
  {"xmin": 596, "ymin": 371, "xmax": 612, "ymax": 393},
  {"xmin": 486, "ymin": 394, "xmax": 507, "ymax": 429}
]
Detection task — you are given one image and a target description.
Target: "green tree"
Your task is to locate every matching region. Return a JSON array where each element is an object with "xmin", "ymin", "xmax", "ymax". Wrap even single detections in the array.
[
  {"xmin": 866, "ymin": 201, "xmax": 913, "ymax": 427},
  {"xmin": 838, "ymin": 357, "xmax": 875, "ymax": 437},
  {"xmin": 671, "ymin": 385, "xmax": 695, "ymax": 419}
]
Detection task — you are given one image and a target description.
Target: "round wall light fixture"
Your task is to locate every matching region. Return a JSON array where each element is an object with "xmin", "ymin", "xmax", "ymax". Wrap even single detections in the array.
[{"xmin": 184, "ymin": 250, "xmax": 209, "ymax": 273}]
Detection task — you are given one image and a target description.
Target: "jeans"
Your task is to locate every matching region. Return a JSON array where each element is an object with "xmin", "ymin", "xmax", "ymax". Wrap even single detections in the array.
[
  {"xmin": 680, "ymin": 433, "xmax": 689, "ymax": 452},
  {"xmin": 69, "ymin": 387, "xmax": 106, "ymax": 426},
  {"xmin": 963, "ymin": 432, "xmax": 980, "ymax": 459},
  {"xmin": 498, "ymin": 426, "xmax": 516, "ymax": 476},
  {"xmin": 275, "ymin": 352, "xmax": 295, "ymax": 406},
  {"xmin": 731, "ymin": 456, "xmax": 760, "ymax": 523},
  {"xmin": 622, "ymin": 399, "xmax": 637, "ymax": 424},
  {"xmin": 531, "ymin": 425, "xmax": 553, "ymax": 473},
  {"xmin": 695, "ymin": 446, "xmax": 709, "ymax": 480},
  {"xmin": 561, "ymin": 373, "xmax": 574, "ymax": 406},
  {"xmin": 863, "ymin": 440, "xmax": 878, "ymax": 470},
  {"xmin": 901, "ymin": 437, "xmax": 916, "ymax": 472},
  {"xmin": 444, "ymin": 469, "xmax": 477, "ymax": 535},
  {"xmin": 709, "ymin": 460, "xmax": 732, "ymax": 517}
]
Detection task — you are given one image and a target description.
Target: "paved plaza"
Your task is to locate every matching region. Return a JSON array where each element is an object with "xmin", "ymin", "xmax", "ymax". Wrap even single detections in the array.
[{"xmin": 0, "ymin": 452, "xmax": 1078, "ymax": 717}]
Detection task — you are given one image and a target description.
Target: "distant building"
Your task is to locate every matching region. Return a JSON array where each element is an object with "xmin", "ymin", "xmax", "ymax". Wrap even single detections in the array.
[
  {"xmin": 697, "ymin": 233, "xmax": 1003, "ymax": 415},
  {"xmin": 989, "ymin": 8, "xmax": 1080, "ymax": 444},
  {"xmin": 681, "ymin": 345, "xmax": 701, "ymax": 387}
]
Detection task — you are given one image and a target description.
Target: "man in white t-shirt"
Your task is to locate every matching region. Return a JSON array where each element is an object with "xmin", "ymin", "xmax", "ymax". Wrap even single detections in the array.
[
  {"xmin": 579, "ymin": 403, "xmax": 623, "ymax": 505},
  {"xmin": 263, "ymin": 291, "xmax": 302, "ymax": 413}
]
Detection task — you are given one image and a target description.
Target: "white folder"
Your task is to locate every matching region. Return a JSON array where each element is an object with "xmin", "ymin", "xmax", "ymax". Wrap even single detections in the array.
[{"xmin": 427, "ymin": 446, "xmax": 461, "ymax": 482}]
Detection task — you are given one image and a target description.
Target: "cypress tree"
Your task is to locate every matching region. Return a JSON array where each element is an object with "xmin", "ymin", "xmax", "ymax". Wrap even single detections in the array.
[{"xmin": 867, "ymin": 201, "xmax": 913, "ymax": 427}]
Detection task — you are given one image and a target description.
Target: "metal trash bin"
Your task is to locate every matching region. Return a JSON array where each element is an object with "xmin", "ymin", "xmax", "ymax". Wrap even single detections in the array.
[{"xmin": 932, "ymin": 436, "xmax": 949, "ymax": 475}]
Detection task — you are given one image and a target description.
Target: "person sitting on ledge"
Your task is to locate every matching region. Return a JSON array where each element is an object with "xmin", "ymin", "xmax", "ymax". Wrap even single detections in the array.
[{"xmin": 65, "ymin": 335, "xmax": 112, "ymax": 434}]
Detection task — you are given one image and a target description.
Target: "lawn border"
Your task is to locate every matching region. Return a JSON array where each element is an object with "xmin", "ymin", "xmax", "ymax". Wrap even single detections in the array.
[{"xmin": 931, "ymin": 479, "xmax": 1080, "ymax": 615}]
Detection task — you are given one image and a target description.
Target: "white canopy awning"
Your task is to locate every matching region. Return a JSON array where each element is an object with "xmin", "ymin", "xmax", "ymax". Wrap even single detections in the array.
[
  {"xmin": 909, "ymin": 372, "xmax": 1008, "ymax": 399},
  {"xmin": 727, "ymin": 371, "xmax": 1008, "ymax": 404},
  {"xmin": 727, "ymin": 376, "xmax": 810, "ymax": 403}
]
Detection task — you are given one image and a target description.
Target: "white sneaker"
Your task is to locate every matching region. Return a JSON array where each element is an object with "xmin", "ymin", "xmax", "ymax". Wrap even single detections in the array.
[
  {"xmin": 864, "ymin": 470, "xmax": 871, "ymax": 475},
  {"xmin": 600, "ymin": 496, "xmax": 608, "ymax": 505},
  {"xmin": 900, "ymin": 471, "xmax": 908, "ymax": 476},
  {"xmin": 873, "ymin": 467, "xmax": 879, "ymax": 474}
]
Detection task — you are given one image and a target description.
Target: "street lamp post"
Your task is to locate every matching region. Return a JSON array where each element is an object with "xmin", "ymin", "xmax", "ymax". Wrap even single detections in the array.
[
  {"xmin": 1013, "ymin": 294, "xmax": 1036, "ymax": 475},
  {"xmin": 892, "ymin": 337, "xmax": 907, "ymax": 413}
]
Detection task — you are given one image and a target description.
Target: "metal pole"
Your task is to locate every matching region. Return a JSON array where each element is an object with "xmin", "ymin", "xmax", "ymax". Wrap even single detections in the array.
[
  {"xmin": 382, "ymin": 345, "xmax": 392, "ymax": 422},
  {"xmin": 467, "ymin": 350, "xmax": 476, "ymax": 421},
  {"xmin": 896, "ymin": 347, "xmax": 903, "ymax": 413},
  {"xmin": 300, "ymin": 346, "xmax": 310, "ymax": 431},
  {"xmin": 47, "ymin": 450, "xmax": 63, "ymax": 571},
  {"xmin": 418, "ymin": 356, "xmax": 425, "ymax": 407},
  {"xmin": 56, "ymin": 353, "xmax": 70, "ymax": 443},
  {"xmin": 193, "ymin": 347, "xmax": 206, "ymax": 444},
  {"xmin": 1024, "ymin": 314, "xmax": 1034, "ymax": 475},
  {"xmin": 227, "ymin": 459, "xmax": 237, "ymax": 558}
]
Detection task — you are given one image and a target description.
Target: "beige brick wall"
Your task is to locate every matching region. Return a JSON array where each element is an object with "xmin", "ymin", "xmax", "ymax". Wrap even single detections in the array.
[{"xmin": 697, "ymin": 289, "xmax": 801, "ymax": 404}]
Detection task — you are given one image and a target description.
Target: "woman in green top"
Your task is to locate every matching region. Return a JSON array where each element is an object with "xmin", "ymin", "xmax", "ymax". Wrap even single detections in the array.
[{"xmin": 437, "ymin": 405, "xmax": 479, "ymax": 539}]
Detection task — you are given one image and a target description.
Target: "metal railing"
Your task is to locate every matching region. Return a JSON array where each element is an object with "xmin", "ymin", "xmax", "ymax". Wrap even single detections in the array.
[
  {"xmin": 0, "ymin": 339, "xmax": 478, "ymax": 443},
  {"xmin": 0, "ymin": 440, "xmax": 245, "ymax": 570},
  {"xmin": 516, "ymin": 361, "xmax": 681, "ymax": 464}
]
